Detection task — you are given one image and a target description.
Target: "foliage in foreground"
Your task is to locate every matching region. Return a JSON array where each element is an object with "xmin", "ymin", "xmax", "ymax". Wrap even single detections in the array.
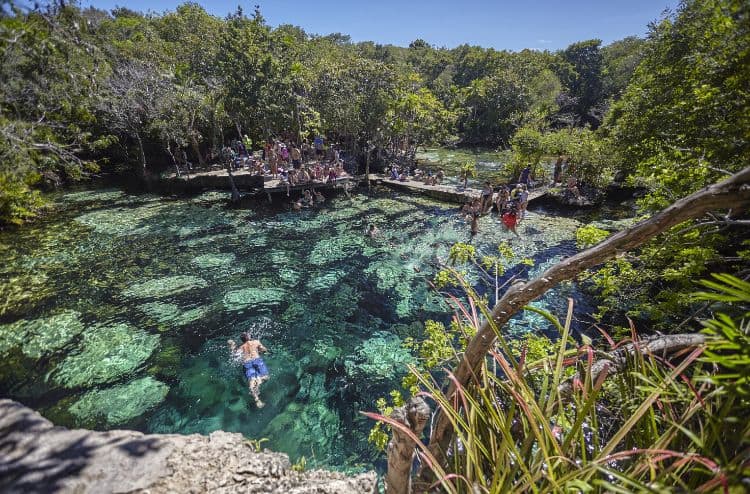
[{"xmin": 369, "ymin": 273, "xmax": 750, "ymax": 493}]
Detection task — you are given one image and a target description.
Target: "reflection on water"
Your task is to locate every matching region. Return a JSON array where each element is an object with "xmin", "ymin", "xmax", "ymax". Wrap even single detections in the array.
[{"xmin": 0, "ymin": 186, "xmax": 598, "ymax": 471}]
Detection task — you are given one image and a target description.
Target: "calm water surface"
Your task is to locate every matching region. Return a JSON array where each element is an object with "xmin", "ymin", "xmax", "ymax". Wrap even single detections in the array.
[{"xmin": 0, "ymin": 186, "xmax": 607, "ymax": 471}]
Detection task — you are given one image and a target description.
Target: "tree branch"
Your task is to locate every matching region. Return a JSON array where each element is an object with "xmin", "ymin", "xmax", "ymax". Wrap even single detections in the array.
[
  {"xmin": 386, "ymin": 396, "xmax": 431, "ymax": 494},
  {"xmin": 557, "ymin": 333, "xmax": 707, "ymax": 397},
  {"xmin": 420, "ymin": 166, "xmax": 750, "ymax": 478}
]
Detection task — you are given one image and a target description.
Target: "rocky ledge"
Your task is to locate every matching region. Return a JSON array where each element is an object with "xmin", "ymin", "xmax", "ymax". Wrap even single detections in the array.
[{"xmin": 0, "ymin": 399, "xmax": 376, "ymax": 493}]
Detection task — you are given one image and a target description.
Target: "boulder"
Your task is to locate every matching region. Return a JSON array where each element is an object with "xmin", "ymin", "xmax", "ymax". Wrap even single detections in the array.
[{"xmin": 0, "ymin": 399, "xmax": 376, "ymax": 494}]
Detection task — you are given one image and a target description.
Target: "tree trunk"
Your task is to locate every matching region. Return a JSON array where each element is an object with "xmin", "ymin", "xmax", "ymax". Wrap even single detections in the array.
[
  {"xmin": 190, "ymin": 134, "xmax": 206, "ymax": 167},
  {"xmin": 226, "ymin": 163, "xmax": 241, "ymax": 203},
  {"xmin": 365, "ymin": 146, "xmax": 371, "ymax": 190},
  {"xmin": 166, "ymin": 142, "xmax": 180, "ymax": 177},
  {"xmin": 386, "ymin": 397, "xmax": 430, "ymax": 494},
  {"xmin": 420, "ymin": 166, "xmax": 750, "ymax": 481},
  {"xmin": 134, "ymin": 131, "xmax": 147, "ymax": 179}
]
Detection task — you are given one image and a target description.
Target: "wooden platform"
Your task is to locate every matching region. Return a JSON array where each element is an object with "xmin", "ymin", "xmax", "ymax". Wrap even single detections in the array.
[
  {"xmin": 368, "ymin": 174, "xmax": 548, "ymax": 205},
  {"xmin": 159, "ymin": 167, "xmax": 354, "ymax": 201}
]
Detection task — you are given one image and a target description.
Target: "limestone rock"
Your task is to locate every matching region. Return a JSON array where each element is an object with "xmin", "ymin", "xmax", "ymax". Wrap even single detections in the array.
[{"xmin": 0, "ymin": 399, "xmax": 376, "ymax": 494}]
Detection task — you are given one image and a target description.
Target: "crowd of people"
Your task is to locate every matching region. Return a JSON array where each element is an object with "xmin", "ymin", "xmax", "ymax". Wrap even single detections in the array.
[
  {"xmin": 220, "ymin": 136, "xmax": 347, "ymax": 183},
  {"xmin": 462, "ymin": 181, "xmax": 530, "ymax": 238},
  {"xmin": 219, "ymin": 136, "xmax": 352, "ymax": 206},
  {"xmin": 388, "ymin": 165, "xmax": 445, "ymax": 185}
]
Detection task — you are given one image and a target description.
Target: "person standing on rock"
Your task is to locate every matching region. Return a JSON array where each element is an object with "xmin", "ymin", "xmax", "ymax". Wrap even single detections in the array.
[{"xmin": 228, "ymin": 333, "xmax": 269, "ymax": 408}]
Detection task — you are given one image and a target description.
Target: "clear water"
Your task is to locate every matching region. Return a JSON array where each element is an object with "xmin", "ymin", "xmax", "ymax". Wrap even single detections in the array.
[
  {"xmin": 416, "ymin": 147, "xmax": 558, "ymax": 188},
  {"xmin": 0, "ymin": 185, "xmax": 600, "ymax": 472}
]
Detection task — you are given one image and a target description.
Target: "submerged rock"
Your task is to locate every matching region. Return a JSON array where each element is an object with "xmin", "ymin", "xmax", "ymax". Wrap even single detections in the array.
[
  {"xmin": 344, "ymin": 332, "xmax": 414, "ymax": 382},
  {"xmin": 138, "ymin": 301, "xmax": 209, "ymax": 327},
  {"xmin": 123, "ymin": 275, "xmax": 208, "ymax": 299},
  {"xmin": 0, "ymin": 310, "xmax": 84, "ymax": 359},
  {"xmin": 223, "ymin": 286, "xmax": 287, "ymax": 311},
  {"xmin": 63, "ymin": 189, "xmax": 127, "ymax": 203},
  {"xmin": 306, "ymin": 269, "xmax": 347, "ymax": 292},
  {"xmin": 0, "ymin": 271, "xmax": 54, "ymax": 317},
  {"xmin": 545, "ymin": 185, "xmax": 604, "ymax": 207},
  {"xmin": 192, "ymin": 252, "xmax": 237, "ymax": 269},
  {"xmin": 307, "ymin": 234, "xmax": 364, "ymax": 266},
  {"xmin": 53, "ymin": 323, "xmax": 159, "ymax": 388},
  {"xmin": 74, "ymin": 203, "xmax": 170, "ymax": 236},
  {"xmin": 263, "ymin": 401, "xmax": 342, "ymax": 462},
  {"xmin": 69, "ymin": 376, "xmax": 169, "ymax": 427}
]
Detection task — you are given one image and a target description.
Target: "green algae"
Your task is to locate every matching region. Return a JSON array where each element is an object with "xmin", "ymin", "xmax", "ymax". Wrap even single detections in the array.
[
  {"xmin": 74, "ymin": 203, "xmax": 171, "ymax": 236},
  {"xmin": 308, "ymin": 234, "xmax": 364, "ymax": 266},
  {"xmin": 264, "ymin": 400, "xmax": 341, "ymax": 461},
  {"xmin": 69, "ymin": 376, "xmax": 169, "ymax": 427},
  {"xmin": 62, "ymin": 189, "xmax": 128, "ymax": 203},
  {"xmin": 53, "ymin": 323, "xmax": 159, "ymax": 388}
]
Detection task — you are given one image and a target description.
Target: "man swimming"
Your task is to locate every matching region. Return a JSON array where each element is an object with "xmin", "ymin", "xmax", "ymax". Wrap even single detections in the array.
[{"xmin": 228, "ymin": 333, "xmax": 269, "ymax": 408}]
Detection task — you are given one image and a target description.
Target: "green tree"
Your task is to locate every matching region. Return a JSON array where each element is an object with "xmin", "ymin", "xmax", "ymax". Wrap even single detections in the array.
[{"xmin": 555, "ymin": 39, "xmax": 605, "ymax": 127}]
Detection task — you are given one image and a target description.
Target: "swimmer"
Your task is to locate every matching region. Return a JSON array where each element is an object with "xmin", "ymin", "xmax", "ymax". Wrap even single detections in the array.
[
  {"xmin": 366, "ymin": 224, "xmax": 380, "ymax": 238},
  {"xmin": 314, "ymin": 190, "xmax": 325, "ymax": 203},
  {"xmin": 228, "ymin": 333, "xmax": 269, "ymax": 408}
]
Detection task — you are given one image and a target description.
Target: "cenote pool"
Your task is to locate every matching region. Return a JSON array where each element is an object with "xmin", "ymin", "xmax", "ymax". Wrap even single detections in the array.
[{"xmin": 0, "ymin": 186, "xmax": 622, "ymax": 471}]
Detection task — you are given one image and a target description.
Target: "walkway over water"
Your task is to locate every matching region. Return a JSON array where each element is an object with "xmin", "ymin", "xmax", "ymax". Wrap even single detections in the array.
[
  {"xmin": 368, "ymin": 174, "xmax": 548, "ymax": 205},
  {"xmin": 160, "ymin": 167, "xmax": 354, "ymax": 201}
]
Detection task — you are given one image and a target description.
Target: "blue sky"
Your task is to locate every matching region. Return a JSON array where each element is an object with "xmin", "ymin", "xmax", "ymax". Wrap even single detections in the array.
[{"xmin": 79, "ymin": 0, "xmax": 680, "ymax": 51}]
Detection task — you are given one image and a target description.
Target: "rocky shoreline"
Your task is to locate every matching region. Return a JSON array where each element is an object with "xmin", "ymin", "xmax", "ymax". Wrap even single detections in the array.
[{"xmin": 0, "ymin": 399, "xmax": 376, "ymax": 493}]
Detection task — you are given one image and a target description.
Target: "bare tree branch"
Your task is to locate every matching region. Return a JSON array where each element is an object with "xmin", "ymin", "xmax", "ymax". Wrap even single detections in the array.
[{"xmin": 420, "ymin": 166, "xmax": 750, "ymax": 478}]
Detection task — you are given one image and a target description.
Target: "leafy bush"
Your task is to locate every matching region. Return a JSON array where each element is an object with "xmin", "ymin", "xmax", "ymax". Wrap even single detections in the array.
[{"xmin": 368, "ymin": 273, "xmax": 750, "ymax": 492}]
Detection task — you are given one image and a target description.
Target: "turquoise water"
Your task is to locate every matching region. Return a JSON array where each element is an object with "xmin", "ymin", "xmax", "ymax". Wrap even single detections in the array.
[{"xmin": 0, "ymin": 186, "xmax": 597, "ymax": 471}]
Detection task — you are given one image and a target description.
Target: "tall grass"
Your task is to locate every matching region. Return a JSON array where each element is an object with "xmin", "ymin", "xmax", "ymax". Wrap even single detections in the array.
[{"xmin": 375, "ymin": 274, "xmax": 750, "ymax": 493}]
